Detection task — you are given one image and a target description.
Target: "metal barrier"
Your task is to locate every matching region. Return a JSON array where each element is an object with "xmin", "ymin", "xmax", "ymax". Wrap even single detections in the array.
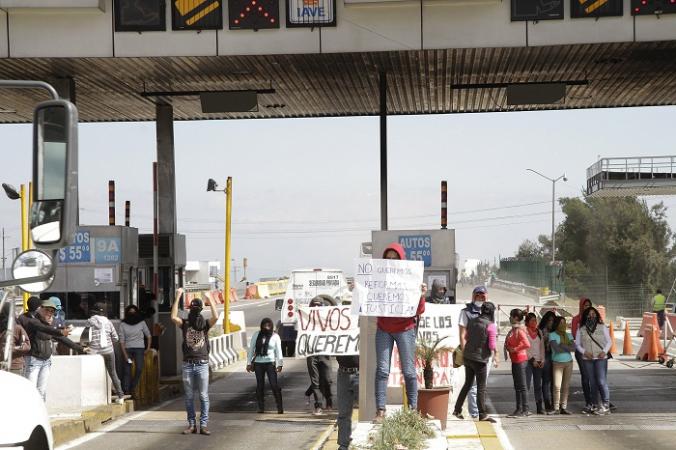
[
  {"xmin": 208, "ymin": 332, "xmax": 243, "ymax": 371},
  {"xmin": 135, "ymin": 349, "xmax": 160, "ymax": 408}
]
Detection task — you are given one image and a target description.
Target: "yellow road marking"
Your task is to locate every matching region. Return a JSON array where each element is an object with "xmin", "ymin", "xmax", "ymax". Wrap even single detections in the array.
[{"xmin": 186, "ymin": 1, "xmax": 219, "ymax": 25}]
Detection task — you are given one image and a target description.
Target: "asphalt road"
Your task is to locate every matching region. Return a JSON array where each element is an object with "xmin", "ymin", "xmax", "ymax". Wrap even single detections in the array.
[{"xmin": 481, "ymin": 362, "xmax": 676, "ymax": 450}]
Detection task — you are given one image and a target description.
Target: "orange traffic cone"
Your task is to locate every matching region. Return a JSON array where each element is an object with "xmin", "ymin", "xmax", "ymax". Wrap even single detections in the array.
[
  {"xmin": 647, "ymin": 325, "xmax": 660, "ymax": 362},
  {"xmin": 609, "ymin": 321, "xmax": 618, "ymax": 355},
  {"xmin": 622, "ymin": 321, "xmax": 634, "ymax": 356}
]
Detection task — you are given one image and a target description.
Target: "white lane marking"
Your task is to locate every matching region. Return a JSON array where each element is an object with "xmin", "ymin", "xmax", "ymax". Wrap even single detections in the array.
[
  {"xmin": 55, "ymin": 398, "xmax": 176, "ymax": 450},
  {"xmin": 493, "ymin": 416, "xmax": 515, "ymax": 450}
]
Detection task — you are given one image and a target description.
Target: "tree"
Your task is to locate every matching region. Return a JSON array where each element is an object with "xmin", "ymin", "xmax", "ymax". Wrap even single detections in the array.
[{"xmin": 515, "ymin": 234, "xmax": 550, "ymax": 259}]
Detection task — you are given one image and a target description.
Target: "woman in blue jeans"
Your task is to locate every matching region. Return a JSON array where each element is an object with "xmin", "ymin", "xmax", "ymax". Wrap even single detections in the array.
[
  {"xmin": 374, "ymin": 243, "xmax": 426, "ymax": 422},
  {"xmin": 119, "ymin": 305, "xmax": 151, "ymax": 396},
  {"xmin": 575, "ymin": 307, "xmax": 612, "ymax": 415}
]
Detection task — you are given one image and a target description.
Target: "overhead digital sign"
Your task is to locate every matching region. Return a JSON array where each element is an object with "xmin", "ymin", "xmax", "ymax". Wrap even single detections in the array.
[
  {"xmin": 571, "ymin": 0, "xmax": 624, "ymax": 17},
  {"xmin": 286, "ymin": 0, "xmax": 336, "ymax": 27},
  {"xmin": 172, "ymin": 0, "xmax": 223, "ymax": 30},
  {"xmin": 511, "ymin": 0, "xmax": 564, "ymax": 21},
  {"xmin": 631, "ymin": 0, "xmax": 676, "ymax": 15},
  {"xmin": 229, "ymin": 0, "xmax": 280, "ymax": 30},
  {"xmin": 114, "ymin": 0, "xmax": 166, "ymax": 32}
]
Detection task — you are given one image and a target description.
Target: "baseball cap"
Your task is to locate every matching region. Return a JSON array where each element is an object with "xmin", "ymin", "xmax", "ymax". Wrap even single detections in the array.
[
  {"xmin": 41, "ymin": 298, "xmax": 59, "ymax": 310},
  {"xmin": 472, "ymin": 286, "xmax": 488, "ymax": 296},
  {"xmin": 50, "ymin": 297, "xmax": 62, "ymax": 310}
]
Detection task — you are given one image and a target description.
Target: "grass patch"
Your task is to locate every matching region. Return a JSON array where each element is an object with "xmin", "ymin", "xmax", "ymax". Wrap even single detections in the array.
[{"xmin": 368, "ymin": 409, "xmax": 435, "ymax": 450}]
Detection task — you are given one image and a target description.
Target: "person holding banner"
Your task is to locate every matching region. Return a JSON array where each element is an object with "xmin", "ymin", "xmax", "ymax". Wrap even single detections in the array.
[
  {"xmin": 336, "ymin": 355, "xmax": 359, "ymax": 450},
  {"xmin": 247, "ymin": 318, "xmax": 284, "ymax": 415},
  {"xmin": 374, "ymin": 243, "xmax": 426, "ymax": 422},
  {"xmin": 452, "ymin": 302, "xmax": 498, "ymax": 422}
]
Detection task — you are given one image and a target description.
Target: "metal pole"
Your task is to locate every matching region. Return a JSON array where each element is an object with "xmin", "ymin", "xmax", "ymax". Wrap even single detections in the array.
[
  {"xmin": 20, "ymin": 184, "xmax": 29, "ymax": 311},
  {"xmin": 125, "ymin": 201, "xmax": 130, "ymax": 227},
  {"xmin": 551, "ymin": 180, "xmax": 556, "ymax": 263},
  {"xmin": 152, "ymin": 163, "xmax": 159, "ymax": 326},
  {"xmin": 108, "ymin": 180, "xmax": 115, "ymax": 226},
  {"xmin": 224, "ymin": 177, "xmax": 233, "ymax": 335},
  {"xmin": 441, "ymin": 180, "xmax": 448, "ymax": 229},
  {"xmin": 379, "ymin": 70, "xmax": 388, "ymax": 231},
  {"xmin": 2, "ymin": 227, "xmax": 5, "ymax": 271},
  {"xmin": 0, "ymin": 80, "xmax": 59, "ymax": 100}
]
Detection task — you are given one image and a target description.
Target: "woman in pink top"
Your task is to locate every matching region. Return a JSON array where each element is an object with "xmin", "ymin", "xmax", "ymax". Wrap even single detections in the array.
[
  {"xmin": 504, "ymin": 309, "xmax": 531, "ymax": 417},
  {"xmin": 452, "ymin": 302, "xmax": 499, "ymax": 422}
]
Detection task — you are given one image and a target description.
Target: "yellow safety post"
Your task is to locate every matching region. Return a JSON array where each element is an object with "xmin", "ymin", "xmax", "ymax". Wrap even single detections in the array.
[
  {"xmin": 223, "ymin": 177, "xmax": 232, "ymax": 335},
  {"xmin": 20, "ymin": 184, "xmax": 29, "ymax": 311}
]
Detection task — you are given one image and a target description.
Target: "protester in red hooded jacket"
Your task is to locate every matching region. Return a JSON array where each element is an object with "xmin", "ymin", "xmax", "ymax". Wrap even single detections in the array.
[
  {"xmin": 374, "ymin": 243, "xmax": 426, "ymax": 422},
  {"xmin": 572, "ymin": 297, "xmax": 593, "ymax": 412}
]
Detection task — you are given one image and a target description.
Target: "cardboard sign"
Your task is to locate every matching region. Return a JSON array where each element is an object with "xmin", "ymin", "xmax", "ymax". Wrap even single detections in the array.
[
  {"xmin": 388, "ymin": 304, "xmax": 464, "ymax": 388},
  {"xmin": 295, "ymin": 306, "xmax": 359, "ymax": 357},
  {"xmin": 353, "ymin": 258, "xmax": 424, "ymax": 317}
]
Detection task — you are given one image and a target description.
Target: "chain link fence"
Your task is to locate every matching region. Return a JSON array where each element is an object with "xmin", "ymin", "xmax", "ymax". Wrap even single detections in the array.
[
  {"xmin": 565, "ymin": 274, "xmax": 650, "ymax": 321},
  {"xmin": 498, "ymin": 258, "xmax": 565, "ymax": 296}
]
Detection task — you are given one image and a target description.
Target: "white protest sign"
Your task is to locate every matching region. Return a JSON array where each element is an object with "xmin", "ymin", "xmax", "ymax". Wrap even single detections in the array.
[
  {"xmin": 295, "ymin": 306, "xmax": 359, "ymax": 357},
  {"xmin": 353, "ymin": 258, "xmax": 424, "ymax": 317},
  {"xmin": 388, "ymin": 304, "xmax": 464, "ymax": 388}
]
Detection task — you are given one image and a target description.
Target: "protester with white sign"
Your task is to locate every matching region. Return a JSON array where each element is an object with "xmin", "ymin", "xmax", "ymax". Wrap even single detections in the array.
[
  {"xmin": 295, "ymin": 306, "xmax": 359, "ymax": 357},
  {"xmin": 358, "ymin": 243, "xmax": 425, "ymax": 422}
]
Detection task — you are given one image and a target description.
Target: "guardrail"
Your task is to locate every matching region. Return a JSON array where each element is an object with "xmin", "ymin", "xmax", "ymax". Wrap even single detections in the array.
[
  {"xmin": 208, "ymin": 331, "xmax": 244, "ymax": 370},
  {"xmin": 491, "ymin": 278, "xmax": 560, "ymax": 304}
]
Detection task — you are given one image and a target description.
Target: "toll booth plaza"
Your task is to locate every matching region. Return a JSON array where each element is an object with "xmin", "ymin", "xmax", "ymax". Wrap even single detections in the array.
[{"xmin": 2, "ymin": 1, "xmax": 676, "ymax": 450}]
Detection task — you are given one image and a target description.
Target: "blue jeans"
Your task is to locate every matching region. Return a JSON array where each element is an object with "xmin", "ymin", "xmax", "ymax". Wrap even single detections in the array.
[
  {"xmin": 337, "ymin": 369, "xmax": 359, "ymax": 449},
  {"xmin": 24, "ymin": 356, "xmax": 51, "ymax": 402},
  {"xmin": 541, "ymin": 357, "xmax": 553, "ymax": 407},
  {"xmin": 123, "ymin": 348, "xmax": 145, "ymax": 394},
  {"xmin": 583, "ymin": 358, "xmax": 609, "ymax": 407},
  {"xmin": 575, "ymin": 351, "xmax": 592, "ymax": 406},
  {"xmin": 375, "ymin": 327, "xmax": 417, "ymax": 410},
  {"xmin": 526, "ymin": 361, "xmax": 544, "ymax": 403},
  {"xmin": 182, "ymin": 362, "xmax": 210, "ymax": 427}
]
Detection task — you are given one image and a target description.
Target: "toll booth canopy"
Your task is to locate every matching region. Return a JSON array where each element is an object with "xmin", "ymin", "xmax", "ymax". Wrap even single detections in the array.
[{"xmin": 586, "ymin": 156, "xmax": 676, "ymax": 197}]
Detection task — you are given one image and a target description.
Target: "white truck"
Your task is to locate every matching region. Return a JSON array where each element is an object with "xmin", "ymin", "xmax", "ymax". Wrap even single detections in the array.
[{"xmin": 276, "ymin": 268, "xmax": 351, "ymax": 356}]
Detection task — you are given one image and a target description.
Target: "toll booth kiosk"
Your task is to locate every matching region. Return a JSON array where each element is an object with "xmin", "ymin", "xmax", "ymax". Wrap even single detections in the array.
[{"xmin": 44, "ymin": 225, "xmax": 139, "ymax": 321}]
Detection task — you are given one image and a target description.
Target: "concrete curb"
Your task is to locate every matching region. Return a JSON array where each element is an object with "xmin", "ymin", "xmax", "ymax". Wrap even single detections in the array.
[{"xmin": 51, "ymin": 401, "xmax": 134, "ymax": 447}]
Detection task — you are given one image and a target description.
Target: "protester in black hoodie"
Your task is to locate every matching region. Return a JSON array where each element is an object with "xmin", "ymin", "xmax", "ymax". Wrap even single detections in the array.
[
  {"xmin": 119, "ymin": 304, "xmax": 152, "ymax": 395},
  {"xmin": 18, "ymin": 297, "xmax": 86, "ymax": 401}
]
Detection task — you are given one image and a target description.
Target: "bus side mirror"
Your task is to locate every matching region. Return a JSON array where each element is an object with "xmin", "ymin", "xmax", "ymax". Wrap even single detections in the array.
[{"xmin": 30, "ymin": 100, "xmax": 78, "ymax": 250}]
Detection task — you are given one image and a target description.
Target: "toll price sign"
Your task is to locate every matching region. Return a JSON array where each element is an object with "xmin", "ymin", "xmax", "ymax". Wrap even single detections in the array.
[
  {"xmin": 511, "ymin": 0, "xmax": 564, "ymax": 21},
  {"xmin": 286, "ymin": 0, "xmax": 336, "ymax": 27},
  {"xmin": 631, "ymin": 0, "xmax": 676, "ymax": 15},
  {"xmin": 58, "ymin": 231, "xmax": 91, "ymax": 264},
  {"xmin": 571, "ymin": 0, "xmax": 624, "ymax": 17},
  {"xmin": 229, "ymin": 0, "xmax": 280, "ymax": 29},
  {"xmin": 399, "ymin": 235, "xmax": 432, "ymax": 267}
]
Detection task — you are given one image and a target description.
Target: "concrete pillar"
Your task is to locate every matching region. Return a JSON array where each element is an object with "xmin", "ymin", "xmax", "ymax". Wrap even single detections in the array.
[
  {"xmin": 155, "ymin": 102, "xmax": 177, "ymax": 235},
  {"xmin": 358, "ymin": 317, "xmax": 378, "ymax": 421}
]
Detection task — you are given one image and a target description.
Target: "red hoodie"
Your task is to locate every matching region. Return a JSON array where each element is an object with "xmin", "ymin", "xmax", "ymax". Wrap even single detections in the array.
[
  {"xmin": 571, "ymin": 298, "xmax": 590, "ymax": 338},
  {"xmin": 505, "ymin": 326, "xmax": 530, "ymax": 363},
  {"xmin": 376, "ymin": 242, "xmax": 426, "ymax": 333}
]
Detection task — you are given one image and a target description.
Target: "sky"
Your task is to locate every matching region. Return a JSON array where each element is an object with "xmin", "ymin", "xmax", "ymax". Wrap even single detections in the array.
[{"xmin": 1, "ymin": 105, "xmax": 675, "ymax": 281}]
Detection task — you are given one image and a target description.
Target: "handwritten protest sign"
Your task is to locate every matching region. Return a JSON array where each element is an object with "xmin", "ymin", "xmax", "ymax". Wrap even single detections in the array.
[
  {"xmin": 353, "ymin": 258, "xmax": 424, "ymax": 317},
  {"xmin": 295, "ymin": 306, "xmax": 359, "ymax": 357},
  {"xmin": 388, "ymin": 304, "xmax": 464, "ymax": 387}
]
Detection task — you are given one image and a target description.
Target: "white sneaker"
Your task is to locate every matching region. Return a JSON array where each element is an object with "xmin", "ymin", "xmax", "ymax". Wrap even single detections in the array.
[
  {"xmin": 114, "ymin": 398, "xmax": 125, "ymax": 405},
  {"xmin": 313, "ymin": 407, "xmax": 324, "ymax": 416}
]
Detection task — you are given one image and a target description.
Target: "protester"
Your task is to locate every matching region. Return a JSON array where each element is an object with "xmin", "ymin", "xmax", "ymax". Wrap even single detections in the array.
[
  {"xmin": 505, "ymin": 309, "xmax": 531, "ymax": 417},
  {"xmin": 549, "ymin": 316, "xmax": 575, "ymax": 415},
  {"xmin": 458, "ymin": 285, "xmax": 490, "ymax": 418},
  {"xmin": 119, "ymin": 304, "xmax": 152, "ymax": 396},
  {"xmin": 652, "ymin": 289, "xmax": 667, "ymax": 330},
  {"xmin": 171, "ymin": 288, "xmax": 219, "ymax": 435},
  {"xmin": 571, "ymin": 297, "xmax": 593, "ymax": 413},
  {"xmin": 426, "ymin": 279, "xmax": 449, "ymax": 304},
  {"xmin": 576, "ymin": 307, "xmax": 612, "ymax": 415},
  {"xmin": 87, "ymin": 302, "xmax": 126, "ymax": 404},
  {"xmin": 374, "ymin": 243, "xmax": 426, "ymax": 422},
  {"xmin": 0, "ymin": 302, "xmax": 31, "ymax": 375},
  {"xmin": 452, "ymin": 302, "xmax": 499, "ymax": 422},
  {"xmin": 524, "ymin": 312, "xmax": 546, "ymax": 414},
  {"xmin": 19, "ymin": 297, "xmax": 87, "ymax": 401},
  {"xmin": 50, "ymin": 297, "xmax": 66, "ymax": 329},
  {"xmin": 336, "ymin": 353, "xmax": 359, "ymax": 450},
  {"xmin": 247, "ymin": 318, "xmax": 284, "ymax": 415},
  {"xmin": 304, "ymin": 299, "xmax": 333, "ymax": 415},
  {"xmin": 538, "ymin": 311, "xmax": 557, "ymax": 413}
]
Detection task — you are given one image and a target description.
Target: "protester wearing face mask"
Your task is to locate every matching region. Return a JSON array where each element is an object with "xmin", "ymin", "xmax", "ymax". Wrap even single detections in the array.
[
  {"xmin": 504, "ymin": 309, "xmax": 531, "ymax": 417},
  {"xmin": 247, "ymin": 318, "xmax": 284, "ymax": 414},
  {"xmin": 538, "ymin": 311, "xmax": 557, "ymax": 413},
  {"xmin": 524, "ymin": 313, "xmax": 546, "ymax": 414},
  {"xmin": 548, "ymin": 316, "xmax": 575, "ymax": 415},
  {"xmin": 457, "ymin": 285, "xmax": 489, "ymax": 419},
  {"xmin": 171, "ymin": 288, "xmax": 219, "ymax": 435},
  {"xmin": 119, "ymin": 305, "xmax": 152, "ymax": 396},
  {"xmin": 575, "ymin": 307, "xmax": 612, "ymax": 416}
]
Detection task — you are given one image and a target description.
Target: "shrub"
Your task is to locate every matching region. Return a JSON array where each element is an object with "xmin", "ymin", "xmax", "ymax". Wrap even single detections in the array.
[{"xmin": 369, "ymin": 408, "xmax": 434, "ymax": 450}]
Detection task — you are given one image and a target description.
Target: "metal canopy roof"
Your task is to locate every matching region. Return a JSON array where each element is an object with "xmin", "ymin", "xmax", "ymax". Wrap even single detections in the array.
[{"xmin": 0, "ymin": 41, "xmax": 675, "ymax": 123}]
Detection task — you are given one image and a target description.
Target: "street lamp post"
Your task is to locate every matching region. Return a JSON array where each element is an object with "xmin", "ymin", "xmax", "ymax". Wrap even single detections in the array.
[
  {"xmin": 207, "ymin": 177, "xmax": 233, "ymax": 334},
  {"xmin": 526, "ymin": 169, "xmax": 567, "ymax": 262}
]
